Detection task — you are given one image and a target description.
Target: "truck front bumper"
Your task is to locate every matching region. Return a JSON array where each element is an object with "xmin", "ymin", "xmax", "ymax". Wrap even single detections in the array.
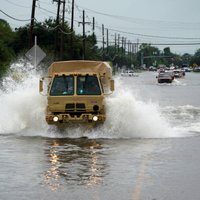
[{"xmin": 46, "ymin": 113, "xmax": 106, "ymax": 124}]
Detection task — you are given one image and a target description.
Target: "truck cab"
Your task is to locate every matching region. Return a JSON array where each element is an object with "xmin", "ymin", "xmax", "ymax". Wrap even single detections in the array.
[{"xmin": 40, "ymin": 60, "xmax": 114, "ymax": 125}]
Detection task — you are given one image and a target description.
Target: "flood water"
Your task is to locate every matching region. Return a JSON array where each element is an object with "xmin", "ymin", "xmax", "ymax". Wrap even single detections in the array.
[{"xmin": 1, "ymin": 63, "xmax": 200, "ymax": 200}]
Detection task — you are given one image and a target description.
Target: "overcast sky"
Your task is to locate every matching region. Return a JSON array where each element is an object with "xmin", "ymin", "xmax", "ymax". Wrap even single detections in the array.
[{"xmin": 1, "ymin": 0, "xmax": 200, "ymax": 55}]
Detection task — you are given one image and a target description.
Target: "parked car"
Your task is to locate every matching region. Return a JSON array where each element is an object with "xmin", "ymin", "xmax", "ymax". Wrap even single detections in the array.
[
  {"xmin": 121, "ymin": 70, "xmax": 138, "ymax": 77},
  {"xmin": 149, "ymin": 66, "xmax": 157, "ymax": 71},
  {"xmin": 183, "ymin": 67, "xmax": 192, "ymax": 72},
  {"xmin": 173, "ymin": 69, "xmax": 184, "ymax": 78},
  {"xmin": 193, "ymin": 67, "xmax": 200, "ymax": 72}
]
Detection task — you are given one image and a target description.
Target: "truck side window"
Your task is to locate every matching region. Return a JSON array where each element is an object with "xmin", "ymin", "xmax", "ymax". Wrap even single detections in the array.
[
  {"xmin": 50, "ymin": 75, "xmax": 74, "ymax": 96},
  {"xmin": 77, "ymin": 75, "xmax": 101, "ymax": 95}
]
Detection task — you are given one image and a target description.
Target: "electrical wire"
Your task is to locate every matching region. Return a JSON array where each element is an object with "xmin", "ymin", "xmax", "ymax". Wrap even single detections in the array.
[
  {"xmin": 2, "ymin": 1, "xmax": 199, "ymax": 51},
  {"xmin": 38, "ymin": 0, "xmax": 54, "ymax": 6},
  {"xmin": 2, "ymin": 0, "xmax": 31, "ymax": 9},
  {"xmin": 0, "ymin": 9, "xmax": 33, "ymax": 21},
  {"xmin": 72, "ymin": 3, "xmax": 200, "ymax": 41},
  {"xmin": 76, "ymin": 4, "xmax": 200, "ymax": 27},
  {"xmin": 59, "ymin": 27, "xmax": 73, "ymax": 35},
  {"xmin": 104, "ymin": 26, "xmax": 200, "ymax": 40},
  {"xmin": 147, "ymin": 42, "xmax": 200, "ymax": 46},
  {"xmin": 97, "ymin": 39, "xmax": 200, "ymax": 46},
  {"xmin": 37, "ymin": 6, "xmax": 57, "ymax": 15}
]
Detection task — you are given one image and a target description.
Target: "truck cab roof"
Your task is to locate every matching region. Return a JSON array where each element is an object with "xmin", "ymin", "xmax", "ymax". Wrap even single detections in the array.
[{"xmin": 48, "ymin": 60, "xmax": 112, "ymax": 78}]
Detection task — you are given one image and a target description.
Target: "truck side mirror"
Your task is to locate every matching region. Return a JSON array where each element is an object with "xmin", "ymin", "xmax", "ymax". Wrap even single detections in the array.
[
  {"xmin": 39, "ymin": 79, "xmax": 43, "ymax": 93},
  {"xmin": 110, "ymin": 79, "xmax": 114, "ymax": 92}
]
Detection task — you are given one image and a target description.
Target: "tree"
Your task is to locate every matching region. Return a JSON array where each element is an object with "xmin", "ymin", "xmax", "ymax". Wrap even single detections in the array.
[
  {"xmin": 163, "ymin": 47, "xmax": 172, "ymax": 56},
  {"xmin": 138, "ymin": 43, "xmax": 160, "ymax": 67},
  {"xmin": 181, "ymin": 53, "xmax": 191, "ymax": 67},
  {"xmin": 2, "ymin": 18, "xmax": 199, "ymax": 76},
  {"xmin": 0, "ymin": 19, "xmax": 15, "ymax": 77},
  {"xmin": 191, "ymin": 49, "xmax": 200, "ymax": 66}
]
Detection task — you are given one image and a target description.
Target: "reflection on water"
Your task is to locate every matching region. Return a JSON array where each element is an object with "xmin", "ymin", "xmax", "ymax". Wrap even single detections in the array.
[
  {"xmin": 43, "ymin": 138, "xmax": 107, "ymax": 191},
  {"xmin": 43, "ymin": 140, "xmax": 61, "ymax": 191}
]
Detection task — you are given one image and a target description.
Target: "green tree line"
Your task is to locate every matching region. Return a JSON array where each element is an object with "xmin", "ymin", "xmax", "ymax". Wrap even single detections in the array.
[
  {"xmin": 1, "ymin": 18, "xmax": 200, "ymax": 77},
  {"xmin": 0, "ymin": 19, "xmax": 15, "ymax": 76}
]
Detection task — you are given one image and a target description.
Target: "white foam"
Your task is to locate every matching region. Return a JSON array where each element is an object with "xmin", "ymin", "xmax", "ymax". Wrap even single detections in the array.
[
  {"xmin": 0, "ymin": 60, "xmax": 48, "ymax": 134},
  {"xmin": 0, "ymin": 60, "xmax": 197, "ymax": 138},
  {"xmin": 98, "ymin": 87, "xmax": 176, "ymax": 138},
  {"xmin": 172, "ymin": 78, "xmax": 186, "ymax": 86}
]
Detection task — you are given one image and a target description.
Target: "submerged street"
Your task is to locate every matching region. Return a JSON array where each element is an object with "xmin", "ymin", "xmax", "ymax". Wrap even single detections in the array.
[
  {"xmin": 1, "ymin": 135, "xmax": 200, "ymax": 200},
  {"xmin": 1, "ymin": 0, "xmax": 200, "ymax": 199},
  {"xmin": 1, "ymin": 71, "xmax": 200, "ymax": 200},
  {"xmin": 0, "ymin": 69, "xmax": 200, "ymax": 200}
]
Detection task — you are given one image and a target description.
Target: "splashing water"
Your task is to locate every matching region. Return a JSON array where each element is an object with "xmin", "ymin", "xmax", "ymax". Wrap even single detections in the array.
[
  {"xmin": 0, "ymin": 60, "xmax": 194, "ymax": 138},
  {"xmin": 0, "ymin": 60, "xmax": 48, "ymax": 135},
  {"xmin": 88, "ymin": 78, "xmax": 179, "ymax": 139}
]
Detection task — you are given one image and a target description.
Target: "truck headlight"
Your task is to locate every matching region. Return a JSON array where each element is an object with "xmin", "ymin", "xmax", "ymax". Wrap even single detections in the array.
[
  {"xmin": 93, "ymin": 116, "xmax": 98, "ymax": 121},
  {"xmin": 53, "ymin": 116, "xmax": 59, "ymax": 122}
]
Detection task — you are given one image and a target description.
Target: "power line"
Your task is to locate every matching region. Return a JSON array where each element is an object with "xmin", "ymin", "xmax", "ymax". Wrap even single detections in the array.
[
  {"xmin": 38, "ymin": 0, "xmax": 53, "ymax": 6},
  {"xmin": 0, "ymin": 9, "xmax": 33, "ymax": 21},
  {"xmin": 37, "ymin": 5, "xmax": 56, "ymax": 15},
  {"xmin": 72, "ymin": 3, "xmax": 200, "ymax": 41},
  {"xmin": 2, "ymin": 0, "xmax": 31, "ymax": 8},
  {"xmin": 149, "ymin": 42, "xmax": 200, "ymax": 46},
  {"xmin": 97, "ymin": 40, "xmax": 200, "ymax": 46},
  {"xmin": 76, "ymin": 4, "xmax": 200, "ymax": 27},
  {"xmin": 37, "ymin": 6, "xmax": 77, "ymax": 27},
  {"xmin": 2, "ymin": 1, "xmax": 199, "ymax": 54},
  {"xmin": 105, "ymin": 27, "xmax": 200, "ymax": 40}
]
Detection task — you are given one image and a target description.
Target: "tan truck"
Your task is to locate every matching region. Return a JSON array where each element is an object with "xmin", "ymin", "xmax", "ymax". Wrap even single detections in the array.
[{"xmin": 39, "ymin": 60, "xmax": 114, "ymax": 125}]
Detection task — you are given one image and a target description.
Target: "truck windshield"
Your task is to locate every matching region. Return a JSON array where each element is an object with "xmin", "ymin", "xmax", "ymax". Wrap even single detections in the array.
[
  {"xmin": 77, "ymin": 75, "xmax": 101, "ymax": 95},
  {"xmin": 50, "ymin": 75, "xmax": 74, "ymax": 96}
]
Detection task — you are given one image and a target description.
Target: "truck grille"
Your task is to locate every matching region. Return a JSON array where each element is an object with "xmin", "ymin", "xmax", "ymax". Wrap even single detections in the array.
[{"xmin": 65, "ymin": 103, "xmax": 86, "ymax": 112}]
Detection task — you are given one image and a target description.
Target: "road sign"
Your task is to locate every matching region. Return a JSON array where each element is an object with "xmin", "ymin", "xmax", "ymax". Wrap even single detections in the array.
[{"xmin": 25, "ymin": 36, "xmax": 46, "ymax": 67}]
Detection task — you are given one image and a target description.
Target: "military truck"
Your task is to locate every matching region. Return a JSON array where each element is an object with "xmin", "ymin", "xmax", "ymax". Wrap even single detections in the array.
[{"xmin": 39, "ymin": 60, "xmax": 114, "ymax": 125}]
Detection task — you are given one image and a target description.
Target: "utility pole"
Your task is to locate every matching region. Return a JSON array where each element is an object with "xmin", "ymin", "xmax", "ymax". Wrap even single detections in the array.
[
  {"xmin": 141, "ymin": 52, "xmax": 144, "ymax": 67},
  {"xmin": 60, "ymin": 0, "xmax": 65, "ymax": 60},
  {"xmin": 70, "ymin": 0, "xmax": 74, "ymax": 34},
  {"xmin": 55, "ymin": 0, "xmax": 61, "ymax": 31},
  {"xmin": 29, "ymin": 0, "xmax": 37, "ymax": 48},
  {"xmin": 82, "ymin": 10, "xmax": 86, "ymax": 60},
  {"xmin": 53, "ymin": 0, "xmax": 61, "ymax": 60},
  {"xmin": 106, "ymin": 28, "xmax": 109, "ymax": 54},
  {"xmin": 92, "ymin": 17, "xmax": 95, "ymax": 37},
  {"xmin": 129, "ymin": 41, "xmax": 132, "ymax": 59},
  {"xmin": 121, "ymin": 37, "xmax": 124, "ymax": 55},
  {"xmin": 133, "ymin": 43, "xmax": 136, "ymax": 54},
  {"xmin": 78, "ymin": 10, "xmax": 91, "ymax": 60},
  {"xmin": 124, "ymin": 37, "xmax": 126, "ymax": 56},
  {"xmin": 128, "ymin": 41, "xmax": 130, "ymax": 57},
  {"xmin": 102, "ymin": 24, "xmax": 105, "ymax": 60},
  {"xmin": 114, "ymin": 33, "xmax": 117, "ymax": 55},
  {"xmin": 136, "ymin": 39, "xmax": 139, "ymax": 53},
  {"xmin": 131, "ymin": 43, "xmax": 134, "ymax": 61},
  {"xmin": 117, "ymin": 34, "xmax": 120, "ymax": 54},
  {"xmin": 70, "ymin": 0, "xmax": 74, "ymax": 58}
]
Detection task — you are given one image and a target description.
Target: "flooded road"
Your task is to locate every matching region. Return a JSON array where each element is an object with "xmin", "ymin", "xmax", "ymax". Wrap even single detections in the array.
[{"xmin": 1, "ymin": 66, "xmax": 200, "ymax": 200}]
